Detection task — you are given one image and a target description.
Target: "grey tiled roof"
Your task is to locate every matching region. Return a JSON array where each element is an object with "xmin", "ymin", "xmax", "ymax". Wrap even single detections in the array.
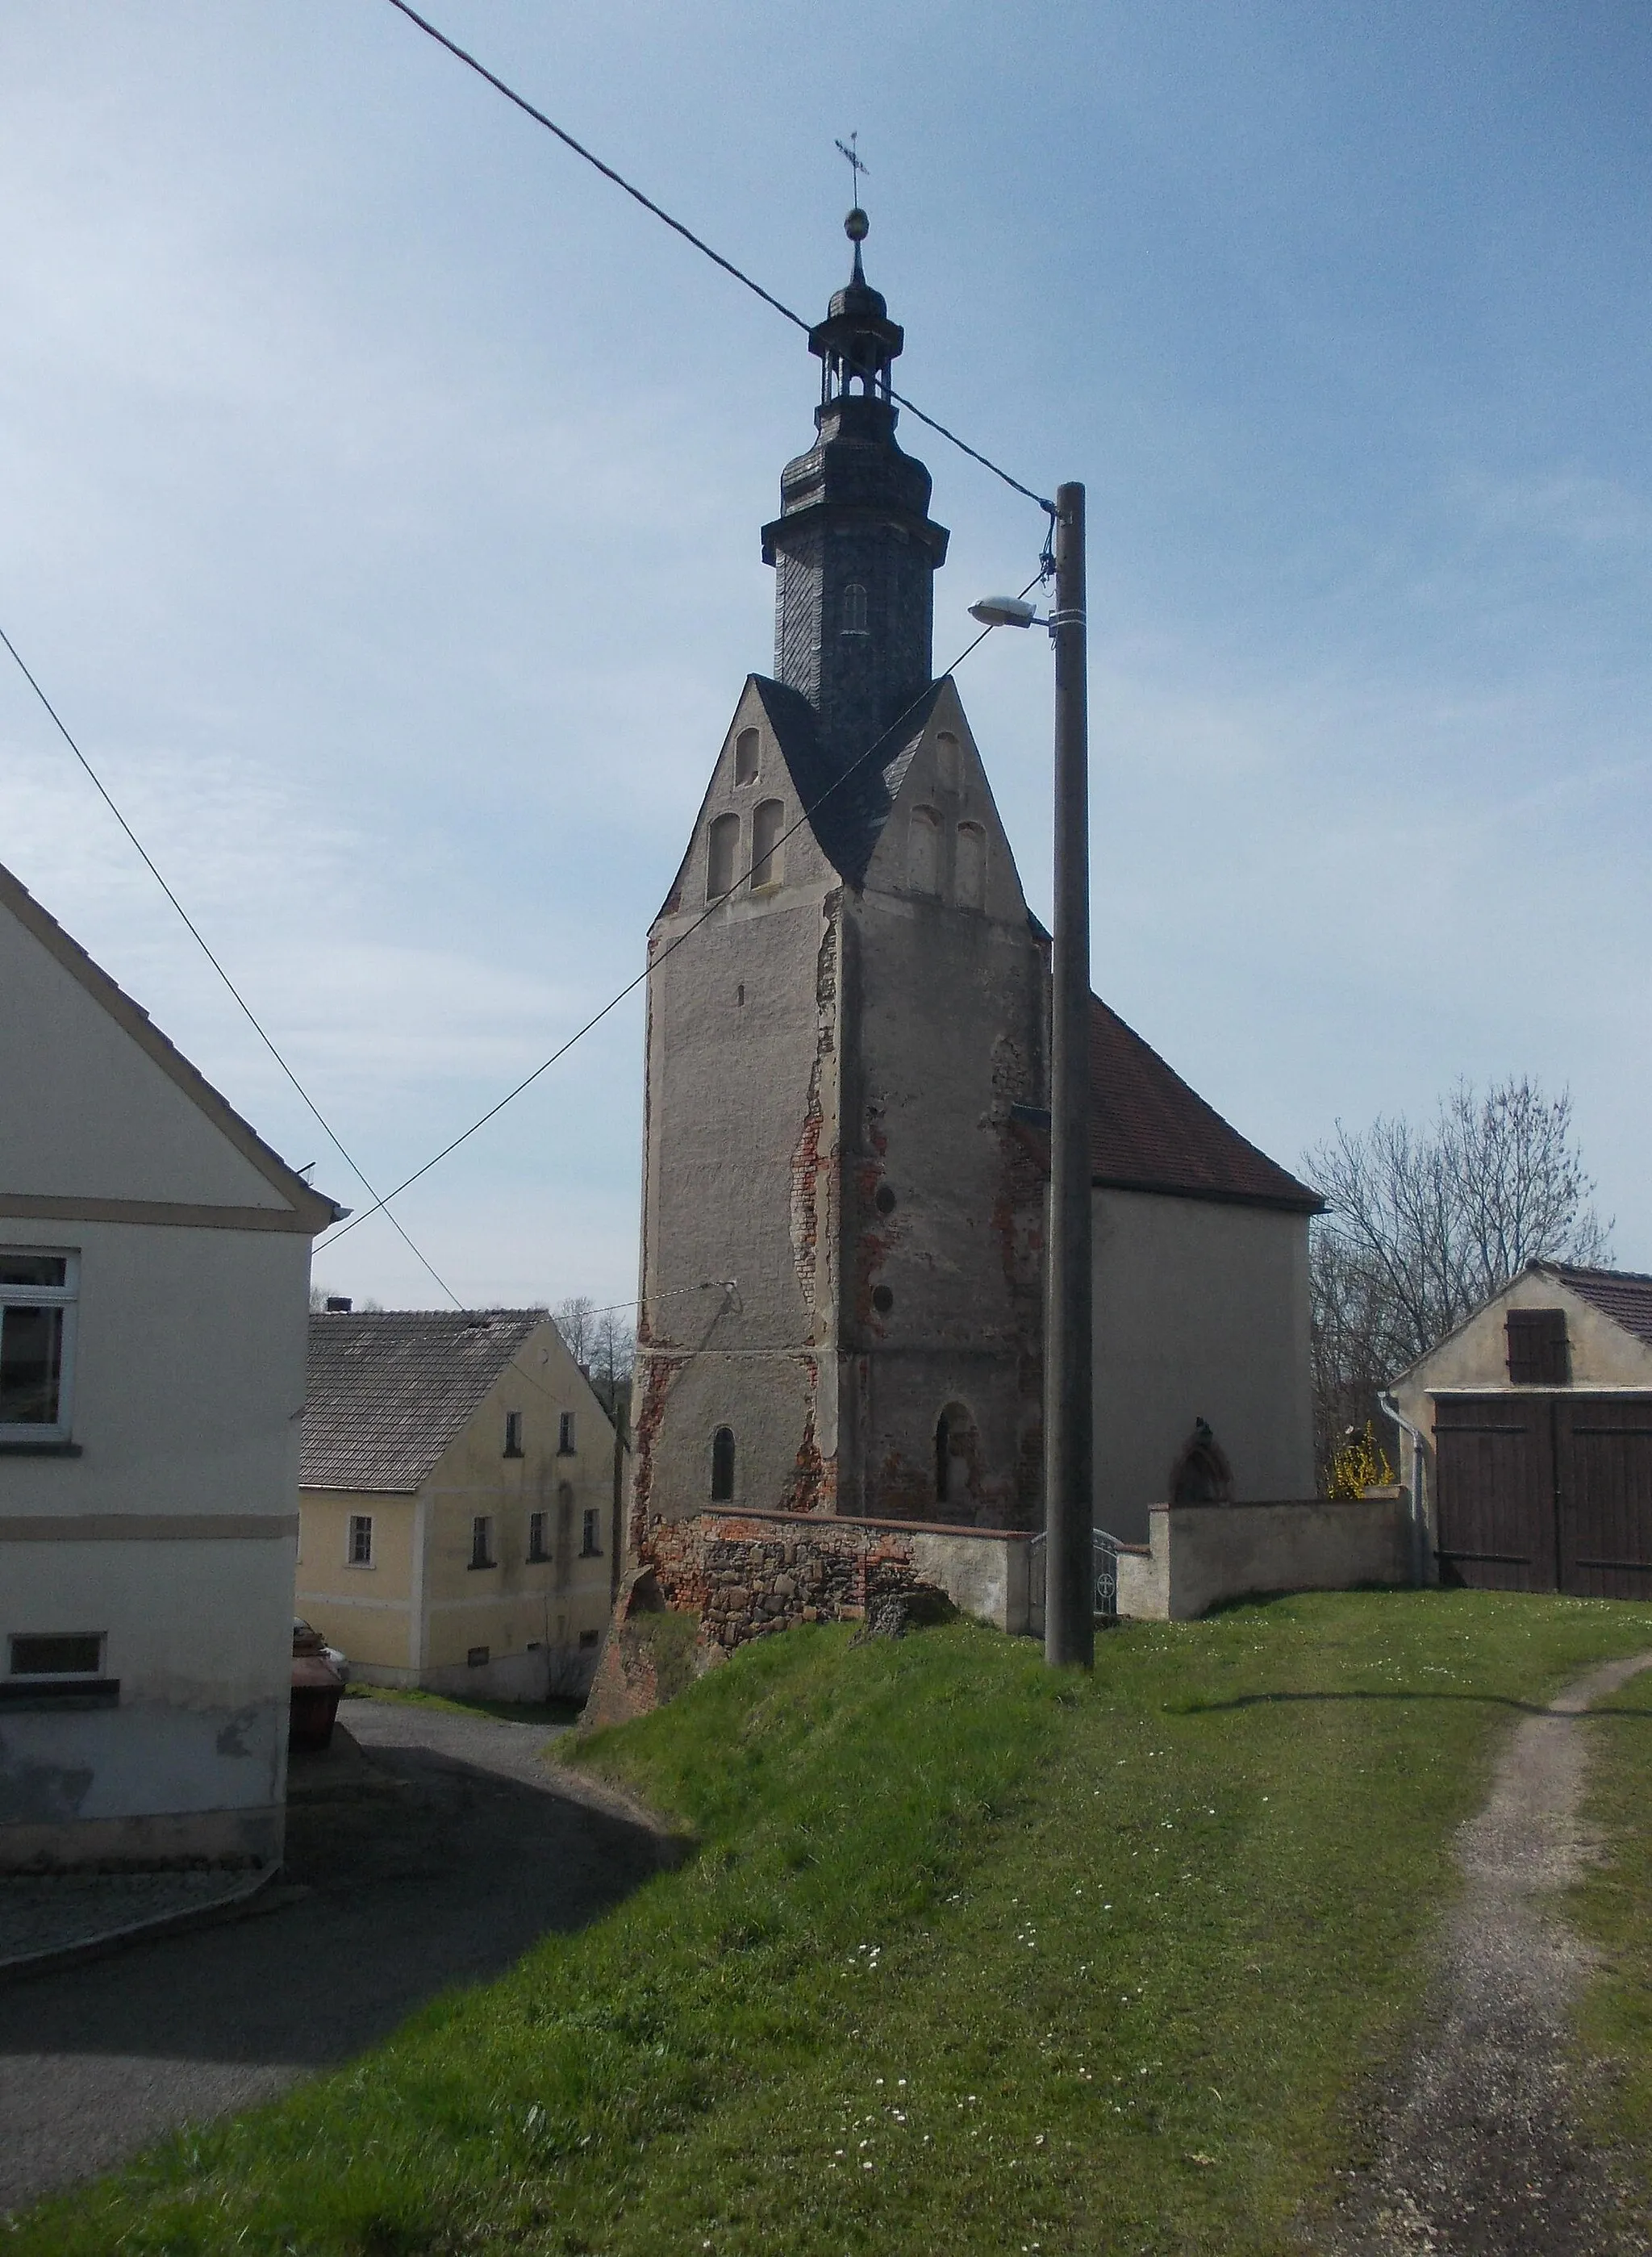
[
  {"xmin": 1541, "ymin": 1264, "xmax": 1652, "ymax": 1348},
  {"xmin": 753, "ymin": 673, "xmax": 944, "ymax": 887},
  {"xmin": 301, "ymin": 1310, "xmax": 548, "ymax": 1492}
]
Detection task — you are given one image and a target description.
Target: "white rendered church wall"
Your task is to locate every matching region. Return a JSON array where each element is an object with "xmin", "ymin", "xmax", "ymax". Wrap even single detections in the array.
[{"xmin": 1091, "ymin": 1189, "xmax": 1315, "ymax": 1544}]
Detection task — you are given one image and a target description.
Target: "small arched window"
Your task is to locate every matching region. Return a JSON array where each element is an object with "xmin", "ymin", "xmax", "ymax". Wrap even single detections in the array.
[
  {"xmin": 751, "ymin": 798, "xmax": 785, "ymax": 888},
  {"xmin": 734, "ymin": 727, "xmax": 760, "ymax": 785},
  {"xmin": 935, "ymin": 1403, "xmax": 977, "ymax": 1508},
  {"xmin": 711, "ymin": 1425, "xmax": 736, "ymax": 1502},
  {"xmin": 707, "ymin": 812, "xmax": 739, "ymax": 902},
  {"xmin": 956, "ymin": 821, "xmax": 987, "ymax": 911},
  {"xmin": 841, "ymin": 582, "xmax": 869, "ymax": 636},
  {"xmin": 909, "ymin": 805, "xmax": 941, "ymax": 895},
  {"xmin": 935, "ymin": 731, "xmax": 961, "ymax": 793}
]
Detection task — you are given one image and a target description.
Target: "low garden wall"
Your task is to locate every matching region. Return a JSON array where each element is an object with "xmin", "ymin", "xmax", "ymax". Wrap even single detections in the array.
[{"xmin": 1115, "ymin": 1494, "xmax": 1414, "ymax": 1621}]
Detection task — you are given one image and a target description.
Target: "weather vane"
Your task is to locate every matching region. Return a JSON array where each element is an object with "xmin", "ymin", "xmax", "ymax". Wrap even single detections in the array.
[{"xmin": 834, "ymin": 131, "xmax": 870, "ymax": 210}]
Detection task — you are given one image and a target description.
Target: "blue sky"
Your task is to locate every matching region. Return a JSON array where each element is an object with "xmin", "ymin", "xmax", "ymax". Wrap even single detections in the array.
[{"xmin": 2, "ymin": 1, "xmax": 1647, "ymax": 1308}]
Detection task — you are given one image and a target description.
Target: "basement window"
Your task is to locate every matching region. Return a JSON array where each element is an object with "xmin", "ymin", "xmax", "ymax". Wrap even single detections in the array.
[
  {"xmin": 711, "ymin": 1425, "xmax": 736, "ymax": 1502},
  {"xmin": 0, "ymin": 1250, "xmax": 78, "ymax": 1445},
  {"xmin": 1507, "ymin": 1308, "xmax": 1570, "ymax": 1386},
  {"xmin": 2, "ymin": 1632, "xmax": 116, "ymax": 1708}
]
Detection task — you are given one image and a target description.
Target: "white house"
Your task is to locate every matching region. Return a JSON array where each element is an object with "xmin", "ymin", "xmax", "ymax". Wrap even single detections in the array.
[{"xmin": 0, "ymin": 861, "xmax": 338, "ymax": 1871}]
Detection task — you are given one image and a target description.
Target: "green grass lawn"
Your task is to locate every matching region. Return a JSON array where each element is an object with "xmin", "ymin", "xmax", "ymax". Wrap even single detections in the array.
[
  {"xmin": 1572, "ymin": 1650, "xmax": 1652, "ymax": 2240},
  {"xmin": 13, "ymin": 1592, "xmax": 1652, "ymax": 2256}
]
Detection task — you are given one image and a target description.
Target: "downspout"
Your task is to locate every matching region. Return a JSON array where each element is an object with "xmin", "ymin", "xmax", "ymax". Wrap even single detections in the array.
[{"xmin": 1379, "ymin": 1390, "xmax": 1430, "ymax": 1588}]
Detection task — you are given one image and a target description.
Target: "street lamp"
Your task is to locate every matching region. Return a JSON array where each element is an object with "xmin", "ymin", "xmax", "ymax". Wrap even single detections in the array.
[{"xmin": 974, "ymin": 482, "xmax": 1092, "ymax": 1671}]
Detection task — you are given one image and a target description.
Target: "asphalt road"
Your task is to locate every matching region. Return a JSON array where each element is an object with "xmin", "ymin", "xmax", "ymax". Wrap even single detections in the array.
[{"xmin": 0, "ymin": 1702, "xmax": 671, "ymax": 2217}]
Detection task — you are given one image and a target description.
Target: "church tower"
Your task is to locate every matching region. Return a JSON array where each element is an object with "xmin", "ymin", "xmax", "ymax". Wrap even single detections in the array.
[{"xmin": 630, "ymin": 215, "xmax": 1049, "ymax": 1546}]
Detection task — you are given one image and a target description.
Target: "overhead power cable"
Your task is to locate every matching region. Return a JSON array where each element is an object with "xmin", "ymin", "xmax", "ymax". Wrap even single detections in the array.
[
  {"xmin": 380, "ymin": 0, "xmax": 1055, "ymax": 515},
  {"xmin": 0, "ymin": 621, "xmax": 462, "ymax": 1309},
  {"xmin": 315, "ymin": 574, "xmax": 1043, "ymax": 1254}
]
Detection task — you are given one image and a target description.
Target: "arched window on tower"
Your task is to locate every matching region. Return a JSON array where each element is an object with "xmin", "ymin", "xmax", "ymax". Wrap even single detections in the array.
[
  {"xmin": 707, "ymin": 813, "xmax": 739, "ymax": 902},
  {"xmin": 935, "ymin": 1403, "xmax": 978, "ymax": 1512},
  {"xmin": 909, "ymin": 805, "xmax": 941, "ymax": 895},
  {"xmin": 751, "ymin": 799, "xmax": 785, "ymax": 889},
  {"xmin": 956, "ymin": 822, "xmax": 987, "ymax": 911},
  {"xmin": 734, "ymin": 727, "xmax": 760, "ymax": 785},
  {"xmin": 935, "ymin": 731, "xmax": 961, "ymax": 793},
  {"xmin": 841, "ymin": 582, "xmax": 869, "ymax": 636},
  {"xmin": 711, "ymin": 1426, "xmax": 736, "ymax": 1503}
]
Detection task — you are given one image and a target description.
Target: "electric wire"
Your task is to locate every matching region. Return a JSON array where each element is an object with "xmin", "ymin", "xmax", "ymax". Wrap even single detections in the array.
[
  {"xmin": 315, "ymin": 572, "xmax": 1044, "ymax": 1254},
  {"xmin": 0, "ymin": 621, "xmax": 463, "ymax": 1310},
  {"xmin": 381, "ymin": 0, "xmax": 1055, "ymax": 515}
]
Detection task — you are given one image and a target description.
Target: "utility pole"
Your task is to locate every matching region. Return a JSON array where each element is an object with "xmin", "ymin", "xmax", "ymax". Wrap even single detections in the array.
[{"xmin": 1045, "ymin": 481, "xmax": 1094, "ymax": 1669}]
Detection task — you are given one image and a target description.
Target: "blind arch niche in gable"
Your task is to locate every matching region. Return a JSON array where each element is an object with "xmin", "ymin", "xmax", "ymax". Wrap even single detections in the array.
[
  {"xmin": 707, "ymin": 812, "xmax": 740, "ymax": 901},
  {"xmin": 909, "ymin": 804, "xmax": 941, "ymax": 895}
]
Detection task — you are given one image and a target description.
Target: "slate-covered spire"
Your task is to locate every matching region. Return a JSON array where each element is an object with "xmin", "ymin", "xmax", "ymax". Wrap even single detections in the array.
[{"xmin": 761, "ymin": 211, "xmax": 950, "ymax": 770}]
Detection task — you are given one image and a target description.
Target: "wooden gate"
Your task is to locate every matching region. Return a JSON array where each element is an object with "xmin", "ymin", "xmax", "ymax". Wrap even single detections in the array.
[{"xmin": 1434, "ymin": 1393, "xmax": 1652, "ymax": 1596}]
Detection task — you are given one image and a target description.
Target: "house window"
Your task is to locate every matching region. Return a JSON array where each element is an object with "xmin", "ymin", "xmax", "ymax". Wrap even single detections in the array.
[
  {"xmin": 528, "ymin": 1509, "xmax": 549, "ymax": 1562},
  {"xmin": 936, "ymin": 731, "xmax": 961, "ymax": 792},
  {"xmin": 466, "ymin": 1645, "xmax": 490, "ymax": 1667},
  {"xmin": 0, "ymin": 1251, "xmax": 78, "ymax": 1441},
  {"xmin": 734, "ymin": 727, "xmax": 760, "ymax": 785},
  {"xmin": 9, "ymin": 1633, "xmax": 103, "ymax": 1679},
  {"xmin": 503, "ymin": 1410, "xmax": 524, "ymax": 1458},
  {"xmin": 841, "ymin": 582, "xmax": 869, "ymax": 635},
  {"xmin": 1507, "ymin": 1308, "xmax": 1570, "ymax": 1386},
  {"xmin": 579, "ymin": 1627, "xmax": 601, "ymax": 1649},
  {"xmin": 581, "ymin": 1508, "xmax": 603, "ymax": 1558},
  {"xmin": 558, "ymin": 1411, "xmax": 576, "ymax": 1454},
  {"xmin": 707, "ymin": 812, "xmax": 740, "ymax": 901},
  {"xmin": 908, "ymin": 806, "xmax": 941, "ymax": 895},
  {"xmin": 348, "ymin": 1513, "xmax": 373, "ymax": 1567},
  {"xmin": 956, "ymin": 822, "xmax": 987, "ymax": 911},
  {"xmin": 935, "ymin": 1403, "xmax": 977, "ymax": 1508},
  {"xmin": 469, "ymin": 1515, "xmax": 496, "ymax": 1570},
  {"xmin": 751, "ymin": 799, "xmax": 785, "ymax": 889},
  {"xmin": 711, "ymin": 1425, "xmax": 736, "ymax": 1502}
]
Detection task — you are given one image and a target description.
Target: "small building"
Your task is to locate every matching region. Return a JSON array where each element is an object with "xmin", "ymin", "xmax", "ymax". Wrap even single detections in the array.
[
  {"xmin": 0, "ymin": 860, "xmax": 338, "ymax": 1871},
  {"xmin": 297, "ymin": 1308, "xmax": 622, "ymax": 1699},
  {"xmin": 1391, "ymin": 1262, "xmax": 1652, "ymax": 1597}
]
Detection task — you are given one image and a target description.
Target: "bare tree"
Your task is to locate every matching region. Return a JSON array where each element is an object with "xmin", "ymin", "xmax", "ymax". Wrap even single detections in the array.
[
  {"xmin": 1305, "ymin": 1078, "xmax": 1611, "ymax": 1481},
  {"xmin": 553, "ymin": 1296, "xmax": 635, "ymax": 1424},
  {"xmin": 552, "ymin": 1295, "xmax": 597, "ymax": 1366}
]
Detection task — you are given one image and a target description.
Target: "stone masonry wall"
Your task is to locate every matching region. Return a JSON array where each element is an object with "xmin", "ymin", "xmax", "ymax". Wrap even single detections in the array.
[{"xmin": 646, "ymin": 1509, "xmax": 940, "ymax": 1650}]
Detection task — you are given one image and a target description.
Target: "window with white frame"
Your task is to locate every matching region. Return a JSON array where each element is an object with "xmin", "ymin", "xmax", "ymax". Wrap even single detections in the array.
[
  {"xmin": 0, "ymin": 1252, "xmax": 78, "ymax": 1441},
  {"xmin": 347, "ymin": 1513, "xmax": 373, "ymax": 1567}
]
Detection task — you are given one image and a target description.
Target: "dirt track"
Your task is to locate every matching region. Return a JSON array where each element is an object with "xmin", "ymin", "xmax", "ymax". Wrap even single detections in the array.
[{"xmin": 1329, "ymin": 1653, "xmax": 1652, "ymax": 2257}]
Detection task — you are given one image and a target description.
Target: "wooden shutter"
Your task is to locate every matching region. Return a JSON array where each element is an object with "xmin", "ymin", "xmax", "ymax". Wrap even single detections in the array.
[{"xmin": 1506, "ymin": 1308, "xmax": 1569, "ymax": 1386}]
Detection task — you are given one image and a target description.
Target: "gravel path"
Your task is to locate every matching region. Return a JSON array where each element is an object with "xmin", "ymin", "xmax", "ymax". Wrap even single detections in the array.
[
  {"xmin": 1331, "ymin": 1652, "xmax": 1652, "ymax": 2257},
  {"xmin": 0, "ymin": 1704, "xmax": 672, "ymax": 2218}
]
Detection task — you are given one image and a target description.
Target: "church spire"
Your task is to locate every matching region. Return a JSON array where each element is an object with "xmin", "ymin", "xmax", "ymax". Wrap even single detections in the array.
[{"xmin": 761, "ymin": 211, "xmax": 950, "ymax": 771}]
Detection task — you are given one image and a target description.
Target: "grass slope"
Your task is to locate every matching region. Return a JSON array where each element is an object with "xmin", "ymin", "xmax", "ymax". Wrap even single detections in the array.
[
  {"xmin": 12, "ymin": 1592, "xmax": 1652, "ymax": 2256},
  {"xmin": 1572, "ymin": 1654, "xmax": 1652, "ymax": 2239}
]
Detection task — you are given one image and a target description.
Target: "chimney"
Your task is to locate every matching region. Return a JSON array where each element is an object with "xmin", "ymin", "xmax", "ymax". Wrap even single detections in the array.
[{"xmin": 325, "ymin": 1296, "xmax": 353, "ymax": 1313}]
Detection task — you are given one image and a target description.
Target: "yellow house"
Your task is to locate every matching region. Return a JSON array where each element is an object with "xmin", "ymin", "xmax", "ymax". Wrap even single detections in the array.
[{"xmin": 297, "ymin": 1308, "xmax": 622, "ymax": 1699}]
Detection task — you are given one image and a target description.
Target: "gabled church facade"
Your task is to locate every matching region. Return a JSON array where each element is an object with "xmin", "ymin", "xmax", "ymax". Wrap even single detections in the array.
[{"xmin": 631, "ymin": 218, "xmax": 1320, "ymax": 1554}]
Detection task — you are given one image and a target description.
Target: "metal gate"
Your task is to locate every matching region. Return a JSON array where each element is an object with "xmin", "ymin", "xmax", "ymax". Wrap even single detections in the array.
[{"xmin": 1434, "ymin": 1393, "xmax": 1652, "ymax": 1598}]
